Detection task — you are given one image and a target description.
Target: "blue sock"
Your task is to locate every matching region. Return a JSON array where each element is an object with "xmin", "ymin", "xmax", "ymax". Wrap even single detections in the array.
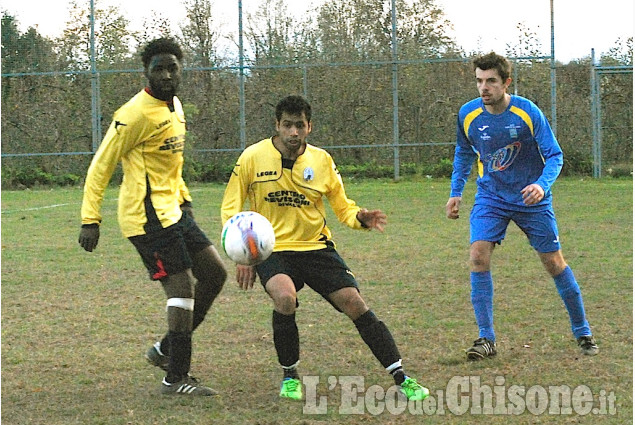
[
  {"xmin": 471, "ymin": 271, "xmax": 495, "ymax": 342},
  {"xmin": 554, "ymin": 266, "xmax": 591, "ymax": 338}
]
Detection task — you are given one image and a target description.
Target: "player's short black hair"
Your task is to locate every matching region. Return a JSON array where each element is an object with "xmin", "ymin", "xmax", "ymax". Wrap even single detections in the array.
[
  {"xmin": 141, "ymin": 38, "xmax": 183, "ymax": 69},
  {"xmin": 275, "ymin": 95, "xmax": 312, "ymax": 123},
  {"xmin": 473, "ymin": 52, "xmax": 512, "ymax": 82}
]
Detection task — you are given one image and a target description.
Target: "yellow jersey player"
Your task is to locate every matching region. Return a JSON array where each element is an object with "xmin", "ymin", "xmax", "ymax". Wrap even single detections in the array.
[
  {"xmin": 79, "ymin": 38, "xmax": 227, "ymax": 396},
  {"xmin": 221, "ymin": 95, "xmax": 429, "ymax": 402}
]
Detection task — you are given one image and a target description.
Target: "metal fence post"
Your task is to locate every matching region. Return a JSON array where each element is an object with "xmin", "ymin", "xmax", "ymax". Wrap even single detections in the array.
[
  {"xmin": 590, "ymin": 49, "xmax": 601, "ymax": 178},
  {"xmin": 550, "ymin": 0, "xmax": 557, "ymax": 137},
  {"xmin": 238, "ymin": 0, "xmax": 246, "ymax": 150},
  {"xmin": 90, "ymin": 0, "xmax": 101, "ymax": 152},
  {"xmin": 390, "ymin": 0, "xmax": 400, "ymax": 181}
]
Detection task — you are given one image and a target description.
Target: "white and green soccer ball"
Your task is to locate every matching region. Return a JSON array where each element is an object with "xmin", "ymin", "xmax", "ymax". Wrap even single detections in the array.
[{"xmin": 221, "ymin": 211, "xmax": 275, "ymax": 266}]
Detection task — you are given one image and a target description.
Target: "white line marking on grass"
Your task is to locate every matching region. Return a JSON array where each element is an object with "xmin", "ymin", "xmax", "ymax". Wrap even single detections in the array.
[
  {"xmin": 1, "ymin": 188, "xmax": 203, "ymax": 214},
  {"xmin": 1, "ymin": 202, "xmax": 81, "ymax": 214}
]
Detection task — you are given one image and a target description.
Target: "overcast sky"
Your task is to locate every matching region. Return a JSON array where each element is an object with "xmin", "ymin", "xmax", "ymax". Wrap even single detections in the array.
[{"xmin": 3, "ymin": 0, "xmax": 633, "ymax": 63}]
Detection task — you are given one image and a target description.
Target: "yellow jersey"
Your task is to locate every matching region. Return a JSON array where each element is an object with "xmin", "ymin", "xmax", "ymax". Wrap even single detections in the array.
[
  {"xmin": 81, "ymin": 89, "xmax": 191, "ymax": 237},
  {"xmin": 221, "ymin": 138, "xmax": 365, "ymax": 252}
]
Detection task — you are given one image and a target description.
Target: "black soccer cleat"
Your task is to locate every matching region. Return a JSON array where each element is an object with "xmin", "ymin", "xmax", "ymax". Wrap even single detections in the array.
[
  {"xmin": 466, "ymin": 337, "xmax": 497, "ymax": 361},
  {"xmin": 577, "ymin": 335, "xmax": 599, "ymax": 356},
  {"xmin": 145, "ymin": 342, "xmax": 169, "ymax": 371}
]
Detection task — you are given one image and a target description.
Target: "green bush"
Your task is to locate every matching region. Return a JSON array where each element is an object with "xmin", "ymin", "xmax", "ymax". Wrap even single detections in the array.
[
  {"xmin": 338, "ymin": 163, "xmax": 394, "ymax": 179},
  {"xmin": 184, "ymin": 160, "xmax": 235, "ymax": 183},
  {"xmin": 422, "ymin": 158, "xmax": 454, "ymax": 178},
  {"xmin": 561, "ymin": 149, "xmax": 593, "ymax": 176},
  {"xmin": 606, "ymin": 163, "xmax": 633, "ymax": 178},
  {"xmin": 0, "ymin": 155, "xmax": 607, "ymax": 189},
  {"xmin": 53, "ymin": 173, "xmax": 82, "ymax": 186},
  {"xmin": 2, "ymin": 166, "xmax": 56, "ymax": 188}
]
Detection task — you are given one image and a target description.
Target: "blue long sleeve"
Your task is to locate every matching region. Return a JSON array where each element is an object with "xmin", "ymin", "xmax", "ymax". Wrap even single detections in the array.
[
  {"xmin": 450, "ymin": 119, "xmax": 477, "ymax": 197},
  {"xmin": 533, "ymin": 111, "xmax": 563, "ymax": 193}
]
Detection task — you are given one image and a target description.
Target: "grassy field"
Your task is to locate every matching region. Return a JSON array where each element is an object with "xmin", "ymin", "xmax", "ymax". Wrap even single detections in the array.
[{"xmin": 1, "ymin": 177, "xmax": 632, "ymax": 424}]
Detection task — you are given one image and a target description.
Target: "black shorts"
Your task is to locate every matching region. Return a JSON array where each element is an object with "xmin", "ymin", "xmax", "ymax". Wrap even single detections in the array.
[
  {"xmin": 255, "ymin": 245, "xmax": 359, "ymax": 307},
  {"xmin": 129, "ymin": 210, "xmax": 212, "ymax": 280}
]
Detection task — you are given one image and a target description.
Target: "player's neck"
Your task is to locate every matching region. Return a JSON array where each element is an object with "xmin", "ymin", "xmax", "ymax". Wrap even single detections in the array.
[
  {"xmin": 145, "ymin": 86, "xmax": 175, "ymax": 103},
  {"xmin": 484, "ymin": 93, "xmax": 511, "ymax": 115},
  {"xmin": 272, "ymin": 135, "xmax": 306, "ymax": 160}
]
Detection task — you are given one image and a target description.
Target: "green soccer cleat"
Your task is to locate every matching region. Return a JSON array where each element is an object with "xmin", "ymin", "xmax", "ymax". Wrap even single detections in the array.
[
  {"xmin": 279, "ymin": 378, "xmax": 303, "ymax": 400},
  {"xmin": 400, "ymin": 377, "xmax": 430, "ymax": 401}
]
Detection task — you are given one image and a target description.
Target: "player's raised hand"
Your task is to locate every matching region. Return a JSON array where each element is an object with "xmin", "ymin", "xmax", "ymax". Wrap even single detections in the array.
[
  {"xmin": 78, "ymin": 224, "xmax": 100, "ymax": 252},
  {"xmin": 357, "ymin": 208, "xmax": 387, "ymax": 232},
  {"xmin": 446, "ymin": 197, "xmax": 462, "ymax": 219}
]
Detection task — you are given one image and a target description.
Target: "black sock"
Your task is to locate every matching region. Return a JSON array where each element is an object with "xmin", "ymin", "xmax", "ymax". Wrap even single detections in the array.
[
  {"xmin": 283, "ymin": 366, "xmax": 299, "ymax": 380},
  {"xmin": 160, "ymin": 335, "xmax": 169, "ymax": 356},
  {"xmin": 272, "ymin": 310, "xmax": 300, "ymax": 372},
  {"xmin": 391, "ymin": 368, "xmax": 406, "ymax": 385},
  {"xmin": 165, "ymin": 331, "xmax": 192, "ymax": 383},
  {"xmin": 354, "ymin": 310, "xmax": 402, "ymax": 374},
  {"xmin": 159, "ymin": 283, "xmax": 221, "ymax": 356}
]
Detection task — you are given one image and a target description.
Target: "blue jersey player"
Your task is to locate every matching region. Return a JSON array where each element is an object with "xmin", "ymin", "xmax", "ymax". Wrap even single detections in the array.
[{"xmin": 445, "ymin": 52, "xmax": 598, "ymax": 360}]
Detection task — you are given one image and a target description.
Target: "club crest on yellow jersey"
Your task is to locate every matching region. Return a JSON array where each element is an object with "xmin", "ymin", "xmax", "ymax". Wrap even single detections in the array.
[{"xmin": 303, "ymin": 167, "xmax": 314, "ymax": 182}]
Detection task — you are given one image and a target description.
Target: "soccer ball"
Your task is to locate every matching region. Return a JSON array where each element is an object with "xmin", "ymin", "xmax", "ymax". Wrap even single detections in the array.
[{"xmin": 221, "ymin": 211, "xmax": 275, "ymax": 266}]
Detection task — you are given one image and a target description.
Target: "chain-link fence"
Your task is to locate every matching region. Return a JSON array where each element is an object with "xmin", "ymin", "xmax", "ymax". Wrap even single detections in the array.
[
  {"xmin": 590, "ymin": 58, "xmax": 634, "ymax": 177},
  {"xmin": 1, "ymin": 0, "xmax": 632, "ymax": 187}
]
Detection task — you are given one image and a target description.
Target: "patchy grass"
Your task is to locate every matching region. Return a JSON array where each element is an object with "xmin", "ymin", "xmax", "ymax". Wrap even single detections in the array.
[{"xmin": 1, "ymin": 177, "xmax": 632, "ymax": 424}]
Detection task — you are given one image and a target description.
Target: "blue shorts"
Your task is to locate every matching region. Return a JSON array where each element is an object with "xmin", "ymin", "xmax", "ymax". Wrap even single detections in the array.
[{"xmin": 469, "ymin": 203, "xmax": 561, "ymax": 253}]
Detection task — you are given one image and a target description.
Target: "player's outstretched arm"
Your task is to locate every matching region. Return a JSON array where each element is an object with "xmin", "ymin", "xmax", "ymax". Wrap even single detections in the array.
[
  {"xmin": 356, "ymin": 208, "xmax": 387, "ymax": 232},
  {"xmin": 446, "ymin": 197, "xmax": 462, "ymax": 219}
]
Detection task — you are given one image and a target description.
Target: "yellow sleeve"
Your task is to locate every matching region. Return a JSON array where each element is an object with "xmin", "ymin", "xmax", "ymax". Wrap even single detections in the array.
[
  {"xmin": 220, "ymin": 155, "xmax": 250, "ymax": 225},
  {"xmin": 81, "ymin": 119, "xmax": 133, "ymax": 225},
  {"xmin": 325, "ymin": 156, "xmax": 364, "ymax": 230},
  {"xmin": 178, "ymin": 177, "xmax": 192, "ymax": 205}
]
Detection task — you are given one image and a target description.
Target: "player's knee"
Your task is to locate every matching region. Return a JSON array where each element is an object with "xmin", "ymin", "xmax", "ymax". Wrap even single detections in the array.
[
  {"xmin": 544, "ymin": 260, "xmax": 567, "ymax": 277},
  {"xmin": 217, "ymin": 266, "xmax": 228, "ymax": 287},
  {"xmin": 469, "ymin": 246, "xmax": 491, "ymax": 271},
  {"xmin": 333, "ymin": 290, "xmax": 368, "ymax": 319},
  {"xmin": 540, "ymin": 251, "xmax": 567, "ymax": 277},
  {"xmin": 202, "ymin": 260, "xmax": 228, "ymax": 289},
  {"xmin": 273, "ymin": 291, "xmax": 297, "ymax": 315},
  {"xmin": 197, "ymin": 272, "xmax": 226, "ymax": 297},
  {"xmin": 193, "ymin": 246, "xmax": 228, "ymax": 288},
  {"xmin": 470, "ymin": 256, "xmax": 490, "ymax": 271}
]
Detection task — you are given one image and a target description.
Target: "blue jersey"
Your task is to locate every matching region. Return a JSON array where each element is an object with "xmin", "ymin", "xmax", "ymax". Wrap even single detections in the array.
[{"xmin": 450, "ymin": 95, "xmax": 563, "ymax": 211}]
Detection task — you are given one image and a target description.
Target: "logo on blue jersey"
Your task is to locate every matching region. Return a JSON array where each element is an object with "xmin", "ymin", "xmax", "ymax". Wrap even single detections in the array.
[
  {"xmin": 478, "ymin": 125, "xmax": 489, "ymax": 131},
  {"xmin": 486, "ymin": 142, "xmax": 521, "ymax": 172},
  {"xmin": 505, "ymin": 123, "xmax": 521, "ymax": 139}
]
